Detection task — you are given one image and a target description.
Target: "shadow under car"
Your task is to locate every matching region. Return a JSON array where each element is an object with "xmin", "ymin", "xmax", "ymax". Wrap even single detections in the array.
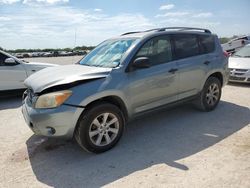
[{"xmin": 23, "ymin": 100, "xmax": 250, "ymax": 188}]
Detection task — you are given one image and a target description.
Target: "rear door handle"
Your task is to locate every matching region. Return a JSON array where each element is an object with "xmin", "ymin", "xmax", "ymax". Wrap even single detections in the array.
[
  {"xmin": 204, "ymin": 61, "xmax": 211, "ymax": 65},
  {"xmin": 168, "ymin": 68, "xmax": 178, "ymax": 74}
]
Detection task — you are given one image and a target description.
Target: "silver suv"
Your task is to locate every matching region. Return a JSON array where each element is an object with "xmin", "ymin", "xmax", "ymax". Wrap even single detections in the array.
[{"xmin": 22, "ymin": 27, "xmax": 229, "ymax": 153}]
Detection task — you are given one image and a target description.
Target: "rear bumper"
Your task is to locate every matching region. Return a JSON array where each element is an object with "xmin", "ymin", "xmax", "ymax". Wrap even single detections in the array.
[{"xmin": 22, "ymin": 97, "xmax": 80, "ymax": 139}]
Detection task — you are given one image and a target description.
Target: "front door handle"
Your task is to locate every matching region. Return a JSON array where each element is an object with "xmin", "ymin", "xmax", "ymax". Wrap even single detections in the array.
[
  {"xmin": 168, "ymin": 68, "xmax": 178, "ymax": 74},
  {"xmin": 204, "ymin": 61, "xmax": 211, "ymax": 65}
]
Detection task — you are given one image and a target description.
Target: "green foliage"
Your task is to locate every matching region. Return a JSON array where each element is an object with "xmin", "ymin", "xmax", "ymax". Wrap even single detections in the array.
[{"xmin": 219, "ymin": 37, "xmax": 230, "ymax": 44}]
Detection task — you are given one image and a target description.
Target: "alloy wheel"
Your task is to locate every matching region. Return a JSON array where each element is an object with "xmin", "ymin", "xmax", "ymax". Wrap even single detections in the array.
[
  {"xmin": 89, "ymin": 113, "xmax": 119, "ymax": 146},
  {"xmin": 206, "ymin": 83, "xmax": 220, "ymax": 106}
]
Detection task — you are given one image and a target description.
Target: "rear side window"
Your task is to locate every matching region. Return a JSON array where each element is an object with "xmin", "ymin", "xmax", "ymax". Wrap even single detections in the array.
[
  {"xmin": 199, "ymin": 35, "xmax": 215, "ymax": 54},
  {"xmin": 174, "ymin": 34, "xmax": 199, "ymax": 59}
]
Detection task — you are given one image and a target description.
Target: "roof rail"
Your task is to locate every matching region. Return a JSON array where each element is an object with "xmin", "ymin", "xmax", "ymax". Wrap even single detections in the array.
[
  {"xmin": 121, "ymin": 31, "xmax": 143, "ymax": 36},
  {"xmin": 155, "ymin": 27, "xmax": 211, "ymax": 33},
  {"xmin": 121, "ymin": 27, "xmax": 211, "ymax": 36}
]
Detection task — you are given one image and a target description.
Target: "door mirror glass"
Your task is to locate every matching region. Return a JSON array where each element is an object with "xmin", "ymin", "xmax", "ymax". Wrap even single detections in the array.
[
  {"xmin": 133, "ymin": 57, "xmax": 150, "ymax": 69},
  {"xmin": 4, "ymin": 58, "xmax": 17, "ymax": 65}
]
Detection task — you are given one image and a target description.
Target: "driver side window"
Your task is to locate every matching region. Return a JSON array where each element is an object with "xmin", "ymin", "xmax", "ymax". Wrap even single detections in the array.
[{"xmin": 135, "ymin": 36, "xmax": 173, "ymax": 66}]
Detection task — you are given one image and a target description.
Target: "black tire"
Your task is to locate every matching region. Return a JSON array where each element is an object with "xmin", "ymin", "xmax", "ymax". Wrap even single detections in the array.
[
  {"xmin": 194, "ymin": 77, "xmax": 222, "ymax": 112},
  {"xmin": 74, "ymin": 102, "xmax": 125, "ymax": 153}
]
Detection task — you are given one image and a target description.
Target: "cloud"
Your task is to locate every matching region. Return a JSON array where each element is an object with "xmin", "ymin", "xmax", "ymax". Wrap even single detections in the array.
[
  {"xmin": 0, "ymin": 16, "xmax": 11, "ymax": 21},
  {"xmin": 0, "ymin": 3, "xmax": 222, "ymax": 49},
  {"xmin": 155, "ymin": 11, "xmax": 190, "ymax": 18},
  {"xmin": 94, "ymin": 8, "xmax": 102, "ymax": 12},
  {"xmin": 0, "ymin": 6, "xmax": 154, "ymax": 49},
  {"xmin": 156, "ymin": 11, "xmax": 213, "ymax": 19},
  {"xmin": 159, "ymin": 4, "xmax": 175, "ymax": 10},
  {"xmin": 0, "ymin": 0, "xmax": 20, "ymax": 4},
  {"xmin": 158, "ymin": 18, "xmax": 220, "ymax": 28},
  {"xmin": 22, "ymin": 0, "xmax": 69, "ymax": 5},
  {"xmin": 192, "ymin": 12, "xmax": 213, "ymax": 18}
]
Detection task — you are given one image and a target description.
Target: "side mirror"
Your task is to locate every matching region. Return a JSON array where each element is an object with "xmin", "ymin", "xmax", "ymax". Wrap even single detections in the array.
[
  {"xmin": 132, "ymin": 57, "xmax": 150, "ymax": 69},
  {"xmin": 4, "ymin": 58, "xmax": 17, "ymax": 65}
]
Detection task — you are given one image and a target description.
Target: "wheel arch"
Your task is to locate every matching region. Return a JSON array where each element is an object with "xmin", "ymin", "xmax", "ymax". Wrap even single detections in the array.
[
  {"xmin": 83, "ymin": 95, "xmax": 129, "ymax": 122},
  {"xmin": 72, "ymin": 95, "xmax": 128, "ymax": 139},
  {"xmin": 208, "ymin": 72, "xmax": 223, "ymax": 86}
]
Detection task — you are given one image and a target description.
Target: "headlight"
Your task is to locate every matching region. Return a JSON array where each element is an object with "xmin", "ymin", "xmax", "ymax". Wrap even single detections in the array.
[{"xmin": 35, "ymin": 90, "xmax": 72, "ymax": 109}]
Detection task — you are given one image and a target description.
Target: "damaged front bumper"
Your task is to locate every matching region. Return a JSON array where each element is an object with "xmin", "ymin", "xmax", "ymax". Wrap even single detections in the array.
[{"xmin": 22, "ymin": 96, "xmax": 81, "ymax": 139}]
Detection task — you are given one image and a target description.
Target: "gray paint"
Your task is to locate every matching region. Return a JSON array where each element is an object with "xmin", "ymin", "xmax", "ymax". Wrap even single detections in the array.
[{"xmin": 22, "ymin": 29, "xmax": 229, "ymax": 138}]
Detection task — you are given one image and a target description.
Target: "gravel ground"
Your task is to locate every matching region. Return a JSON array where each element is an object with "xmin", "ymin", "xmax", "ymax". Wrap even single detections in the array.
[{"xmin": 0, "ymin": 57, "xmax": 250, "ymax": 188}]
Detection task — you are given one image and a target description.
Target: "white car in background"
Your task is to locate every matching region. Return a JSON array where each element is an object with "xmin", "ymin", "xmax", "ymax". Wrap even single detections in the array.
[
  {"xmin": 0, "ymin": 50, "xmax": 57, "ymax": 93},
  {"xmin": 229, "ymin": 44, "xmax": 250, "ymax": 83}
]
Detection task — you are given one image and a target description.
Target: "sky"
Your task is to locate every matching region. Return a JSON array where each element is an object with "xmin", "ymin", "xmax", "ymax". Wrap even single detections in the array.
[{"xmin": 0, "ymin": 0, "xmax": 249, "ymax": 50}]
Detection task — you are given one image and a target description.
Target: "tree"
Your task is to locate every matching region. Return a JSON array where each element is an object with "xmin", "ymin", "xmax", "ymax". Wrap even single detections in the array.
[{"xmin": 219, "ymin": 37, "xmax": 230, "ymax": 44}]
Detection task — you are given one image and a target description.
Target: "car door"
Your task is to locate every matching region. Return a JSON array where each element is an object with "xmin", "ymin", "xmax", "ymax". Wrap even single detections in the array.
[
  {"xmin": 173, "ymin": 34, "xmax": 210, "ymax": 99},
  {"xmin": 126, "ymin": 35, "xmax": 179, "ymax": 114},
  {"xmin": 0, "ymin": 53, "xmax": 27, "ymax": 91}
]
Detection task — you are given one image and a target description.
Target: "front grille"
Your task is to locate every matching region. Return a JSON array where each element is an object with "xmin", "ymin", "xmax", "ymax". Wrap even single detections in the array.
[
  {"xmin": 26, "ymin": 89, "xmax": 36, "ymax": 104},
  {"xmin": 229, "ymin": 76, "xmax": 246, "ymax": 81},
  {"xmin": 235, "ymin": 69, "xmax": 248, "ymax": 72},
  {"xmin": 234, "ymin": 73, "xmax": 245, "ymax": 76}
]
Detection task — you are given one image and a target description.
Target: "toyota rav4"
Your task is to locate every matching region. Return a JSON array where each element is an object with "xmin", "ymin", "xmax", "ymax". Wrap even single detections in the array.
[{"xmin": 22, "ymin": 27, "xmax": 229, "ymax": 153}]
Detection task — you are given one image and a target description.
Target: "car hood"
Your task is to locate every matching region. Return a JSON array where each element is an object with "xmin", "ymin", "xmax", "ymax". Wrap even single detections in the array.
[
  {"xmin": 24, "ymin": 64, "xmax": 112, "ymax": 93},
  {"xmin": 229, "ymin": 57, "xmax": 250, "ymax": 69},
  {"xmin": 27, "ymin": 61, "xmax": 57, "ymax": 67},
  {"xmin": 24, "ymin": 61, "xmax": 57, "ymax": 71}
]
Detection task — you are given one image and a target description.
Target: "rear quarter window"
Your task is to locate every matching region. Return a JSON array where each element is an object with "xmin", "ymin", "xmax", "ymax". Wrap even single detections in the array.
[
  {"xmin": 173, "ymin": 34, "xmax": 199, "ymax": 59},
  {"xmin": 199, "ymin": 35, "xmax": 215, "ymax": 54}
]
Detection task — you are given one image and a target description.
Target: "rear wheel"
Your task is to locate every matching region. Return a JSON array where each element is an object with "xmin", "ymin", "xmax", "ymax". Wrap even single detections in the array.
[
  {"xmin": 75, "ymin": 103, "xmax": 125, "ymax": 153},
  {"xmin": 194, "ymin": 77, "xmax": 222, "ymax": 111}
]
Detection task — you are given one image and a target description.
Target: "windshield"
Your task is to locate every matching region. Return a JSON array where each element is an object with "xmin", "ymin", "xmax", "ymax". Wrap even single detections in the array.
[
  {"xmin": 233, "ymin": 45, "xmax": 250, "ymax": 58},
  {"xmin": 79, "ymin": 38, "xmax": 139, "ymax": 68}
]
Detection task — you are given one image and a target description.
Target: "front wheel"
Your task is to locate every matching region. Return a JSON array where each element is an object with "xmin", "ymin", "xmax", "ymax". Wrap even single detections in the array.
[
  {"xmin": 194, "ymin": 77, "xmax": 222, "ymax": 111},
  {"xmin": 74, "ymin": 103, "xmax": 125, "ymax": 153}
]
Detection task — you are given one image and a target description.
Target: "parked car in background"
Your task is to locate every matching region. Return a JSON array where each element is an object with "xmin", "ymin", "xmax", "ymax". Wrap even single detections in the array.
[
  {"xmin": 76, "ymin": 50, "xmax": 87, "ymax": 56},
  {"xmin": 22, "ymin": 53, "xmax": 31, "ymax": 58},
  {"xmin": 229, "ymin": 44, "xmax": 250, "ymax": 83},
  {"xmin": 222, "ymin": 35, "xmax": 250, "ymax": 53},
  {"xmin": 31, "ymin": 52, "xmax": 40, "ymax": 57},
  {"xmin": 0, "ymin": 50, "xmax": 57, "ymax": 93},
  {"xmin": 22, "ymin": 27, "xmax": 228, "ymax": 153},
  {"xmin": 42, "ymin": 52, "xmax": 53, "ymax": 57},
  {"xmin": 15, "ymin": 53, "xmax": 24, "ymax": 58},
  {"xmin": 59, "ymin": 51, "xmax": 75, "ymax": 56}
]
